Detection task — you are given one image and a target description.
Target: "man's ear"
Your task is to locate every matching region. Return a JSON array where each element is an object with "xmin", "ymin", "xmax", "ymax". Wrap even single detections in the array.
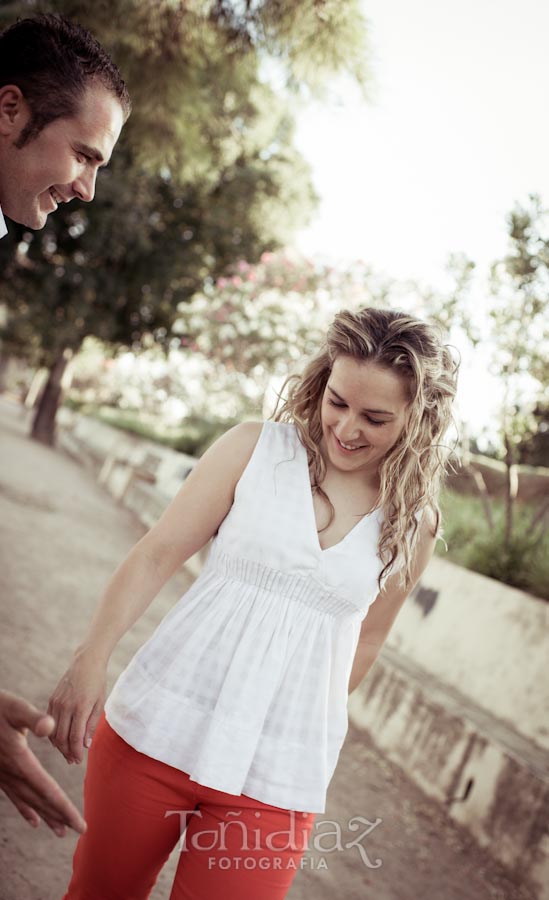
[{"xmin": 0, "ymin": 85, "xmax": 29, "ymax": 137}]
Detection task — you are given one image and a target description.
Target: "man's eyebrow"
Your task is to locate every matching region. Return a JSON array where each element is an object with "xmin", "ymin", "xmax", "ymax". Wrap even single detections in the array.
[
  {"xmin": 328, "ymin": 385, "xmax": 395, "ymax": 417},
  {"xmin": 75, "ymin": 143, "xmax": 107, "ymax": 165}
]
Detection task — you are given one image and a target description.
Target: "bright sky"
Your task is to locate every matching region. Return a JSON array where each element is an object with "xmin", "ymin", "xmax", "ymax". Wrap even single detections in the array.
[
  {"xmin": 294, "ymin": 0, "xmax": 549, "ymax": 286},
  {"xmin": 293, "ymin": 0, "xmax": 549, "ymax": 445}
]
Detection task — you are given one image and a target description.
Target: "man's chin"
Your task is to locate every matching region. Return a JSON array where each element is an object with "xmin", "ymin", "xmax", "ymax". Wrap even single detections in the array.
[
  {"xmin": 26, "ymin": 210, "xmax": 48, "ymax": 230},
  {"xmin": 11, "ymin": 213, "xmax": 47, "ymax": 230},
  {"xmin": 19, "ymin": 202, "xmax": 49, "ymax": 230},
  {"xmin": 3, "ymin": 201, "xmax": 47, "ymax": 231},
  {"xmin": 21, "ymin": 213, "xmax": 48, "ymax": 231}
]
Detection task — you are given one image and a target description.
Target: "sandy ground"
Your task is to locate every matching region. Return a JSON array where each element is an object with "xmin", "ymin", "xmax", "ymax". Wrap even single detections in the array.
[{"xmin": 0, "ymin": 396, "xmax": 538, "ymax": 900}]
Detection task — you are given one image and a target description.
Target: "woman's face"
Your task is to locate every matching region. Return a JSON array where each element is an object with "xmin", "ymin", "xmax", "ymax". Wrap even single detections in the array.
[{"xmin": 320, "ymin": 355, "xmax": 410, "ymax": 481}]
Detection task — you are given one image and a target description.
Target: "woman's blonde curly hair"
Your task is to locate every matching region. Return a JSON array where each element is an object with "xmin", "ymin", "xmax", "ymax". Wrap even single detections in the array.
[{"xmin": 273, "ymin": 307, "xmax": 460, "ymax": 592}]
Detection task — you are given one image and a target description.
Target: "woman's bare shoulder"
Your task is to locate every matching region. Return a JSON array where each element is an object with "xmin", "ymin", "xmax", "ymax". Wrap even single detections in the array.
[
  {"xmin": 219, "ymin": 420, "xmax": 264, "ymax": 452},
  {"xmin": 420, "ymin": 502, "xmax": 440, "ymax": 540},
  {"xmin": 200, "ymin": 421, "xmax": 264, "ymax": 479}
]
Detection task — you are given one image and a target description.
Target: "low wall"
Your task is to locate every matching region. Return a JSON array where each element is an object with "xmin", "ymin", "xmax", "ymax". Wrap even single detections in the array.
[
  {"xmin": 387, "ymin": 556, "xmax": 549, "ymax": 753},
  {"xmin": 447, "ymin": 455, "xmax": 549, "ymax": 502},
  {"xmin": 348, "ymin": 650, "xmax": 549, "ymax": 899}
]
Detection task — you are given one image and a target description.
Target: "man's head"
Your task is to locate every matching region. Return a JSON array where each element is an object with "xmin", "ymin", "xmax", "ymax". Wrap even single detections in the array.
[{"xmin": 0, "ymin": 14, "xmax": 131, "ymax": 229}]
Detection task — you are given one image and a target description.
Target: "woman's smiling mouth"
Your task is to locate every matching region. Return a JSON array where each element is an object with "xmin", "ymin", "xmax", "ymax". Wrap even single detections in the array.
[{"xmin": 333, "ymin": 432, "xmax": 370, "ymax": 453}]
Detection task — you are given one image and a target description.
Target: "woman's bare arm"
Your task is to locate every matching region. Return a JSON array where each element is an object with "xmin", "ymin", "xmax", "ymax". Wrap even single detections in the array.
[
  {"xmin": 48, "ymin": 421, "xmax": 262, "ymax": 763},
  {"xmin": 348, "ymin": 507, "xmax": 438, "ymax": 693}
]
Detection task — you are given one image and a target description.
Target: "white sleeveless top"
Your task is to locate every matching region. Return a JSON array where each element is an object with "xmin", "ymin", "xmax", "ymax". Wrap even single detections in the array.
[{"xmin": 105, "ymin": 421, "xmax": 403, "ymax": 813}]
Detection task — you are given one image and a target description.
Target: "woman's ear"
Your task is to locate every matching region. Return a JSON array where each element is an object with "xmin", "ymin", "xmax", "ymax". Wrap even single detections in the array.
[{"xmin": 0, "ymin": 85, "xmax": 29, "ymax": 138}]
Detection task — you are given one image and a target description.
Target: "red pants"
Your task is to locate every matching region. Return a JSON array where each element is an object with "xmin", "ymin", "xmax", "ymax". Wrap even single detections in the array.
[{"xmin": 62, "ymin": 714, "xmax": 316, "ymax": 900}]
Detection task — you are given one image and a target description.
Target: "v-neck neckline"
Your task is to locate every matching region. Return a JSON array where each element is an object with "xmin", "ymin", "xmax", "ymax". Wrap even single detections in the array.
[{"xmin": 298, "ymin": 435, "xmax": 380, "ymax": 554}]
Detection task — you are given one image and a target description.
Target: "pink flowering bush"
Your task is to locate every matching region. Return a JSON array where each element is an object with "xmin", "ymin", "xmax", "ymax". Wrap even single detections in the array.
[{"xmin": 172, "ymin": 252, "xmax": 375, "ymax": 379}]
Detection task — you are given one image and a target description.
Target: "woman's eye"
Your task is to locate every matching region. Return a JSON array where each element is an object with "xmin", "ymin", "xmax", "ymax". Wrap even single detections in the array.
[{"xmin": 328, "ymin": 398, "xmax": 387, "ymax": 428}]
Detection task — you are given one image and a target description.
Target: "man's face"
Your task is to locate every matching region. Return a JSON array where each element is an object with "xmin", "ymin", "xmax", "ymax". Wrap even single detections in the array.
[{"xmin": 0, "ymin": 81, "xmax": 124, "ymax": 229}]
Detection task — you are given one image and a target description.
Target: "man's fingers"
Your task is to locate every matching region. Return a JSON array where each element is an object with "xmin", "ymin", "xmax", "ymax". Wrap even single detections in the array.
[
  {"xmin": 1, "ymin": 786, "xmax": 41, "ymax": 828},
  {"xmin": 32, "ymin": 714, "xmax": 56, "ymax": 739},
  {"xmin": 4, "ymin": 694, "xmax": 54, "ymax": 738},
  {"xmin": 0, "ymin": 691, "xmax": 86, "ymax": 835},
  {"xmin": 3, "ymin": 776, "xmax": 67, "ymax": 830},
  {"xmin": 18, "ymin": 801, "xmax": 41, "ymax": 828},
  {"xmin": 11, "ymin": 757, "xmax": 86, "ymax": 834},
  {"xmin": 41, "ymin": 811, "xmax": 68, "ymax": 837}
]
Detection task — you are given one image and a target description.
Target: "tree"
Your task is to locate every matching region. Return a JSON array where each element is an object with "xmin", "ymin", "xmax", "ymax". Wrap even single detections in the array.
[
  {"xmin": 486, "ymin": 195, "xmax": 549, "ymax": 545},
  {"xmin": 65, "ymin": 253, "xmax": 403, "ymax": 431},
  {"xmin": 172, "ymin": 252, "xmax": 385, "ymax": 381},
  {"xmin": 0, "ymin": 0, "xmax": 372, "ymax": 443},
  {"xmin": 445, "ymin": 195, "xmax": 549, "ymax": 550}
]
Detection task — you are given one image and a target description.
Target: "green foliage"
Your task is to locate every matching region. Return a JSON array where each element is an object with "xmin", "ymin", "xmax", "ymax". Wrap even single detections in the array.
[
  {"xmin": 431, "ymin": 195, "xmax": 549, "ymax": 553},
  {"xmin": 0, "ymin": 0, "xmax": 373, "ymax": 369},
  {"xmin": 465, "ymin": 525, "xmax": 548, "ymax": 598},
  {"xmin": 243, "ymin": 0, "xmax": 371, "ymax": 95},
  {"xmin": 486, "ymin": 195, "xmax": 549, "ymax": 459},
  {"xmin": 29, "ymin": 0, "xmax": 371, "ymax": 175},
  {"xmin": 0, "ymin": 134, "xmax": 317, "ymax": 367},
  {"xmin": 168, "ymin": 414, "xmax": 240, "ymax": 457},
  {"xmin": 65, "ymin": 400, "xmax": 239, "ymax": 457},
  {"xmin": 437, "ymin": 488, "xmax": 549, "ymax": 600}
]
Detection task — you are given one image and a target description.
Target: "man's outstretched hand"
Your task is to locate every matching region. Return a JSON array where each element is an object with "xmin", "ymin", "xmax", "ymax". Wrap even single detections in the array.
[{"xmin": 0, "ymin": 690, "xmax": 86, "ymax": 836}]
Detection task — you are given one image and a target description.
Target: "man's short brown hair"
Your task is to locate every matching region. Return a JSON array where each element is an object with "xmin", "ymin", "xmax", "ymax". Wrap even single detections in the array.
[{"xmin": 0, "ymin": 13, "xmax": 131, "ymax": 147}]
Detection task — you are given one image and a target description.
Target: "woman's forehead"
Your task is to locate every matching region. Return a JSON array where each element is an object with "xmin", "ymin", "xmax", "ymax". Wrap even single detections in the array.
[{"xmin": 328, "ymin": 357, "xmax": 409, "ymax": 408}]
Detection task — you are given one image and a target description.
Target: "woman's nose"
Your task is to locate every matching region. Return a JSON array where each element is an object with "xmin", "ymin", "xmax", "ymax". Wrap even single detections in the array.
[{"xmin": 338, "ymin": 411, "xmax": 361, "ymax": 440}]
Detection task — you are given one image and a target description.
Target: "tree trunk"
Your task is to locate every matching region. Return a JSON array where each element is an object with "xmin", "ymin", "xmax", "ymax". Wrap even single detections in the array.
[
  {"xmin": 459, "ymin": 426, "xmax": 494, "ymax": 529},
  {"xmin": 30, "ymin": 348, "xmax": 74, "ymax": 446},
  {"xmin": 0, "ymin": 351, "xmax": 9, "ymax": 393},
  {"xmin": 24, "ymin": 367, "xmax": 49, "ymax": 409},
  {"xmin": 465, "ymin": 463, "xmax": 494, "ymax": 530},
  {"xmin": 503, "ymin": 431, "xmax": 518, "ymax": 548}
]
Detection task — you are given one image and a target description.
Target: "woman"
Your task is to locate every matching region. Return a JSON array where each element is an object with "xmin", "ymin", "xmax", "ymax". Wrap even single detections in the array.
[{"xmin": 49, "ymin": 307, "xmax": 459, "ymax": 899}]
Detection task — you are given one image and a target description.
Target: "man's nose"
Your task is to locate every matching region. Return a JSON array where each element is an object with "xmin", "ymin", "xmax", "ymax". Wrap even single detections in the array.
[{"xmin": 73, "ymin": 168, "xmax": 97, "ymax": 203}]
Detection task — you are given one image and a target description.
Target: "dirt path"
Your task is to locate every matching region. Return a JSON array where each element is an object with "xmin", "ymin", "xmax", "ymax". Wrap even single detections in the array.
[{"xmin": 0, "ymin": 397, "xmax": 537, "ymax": 900}]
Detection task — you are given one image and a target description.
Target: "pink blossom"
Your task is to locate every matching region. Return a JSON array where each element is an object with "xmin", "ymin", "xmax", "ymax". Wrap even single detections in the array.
[
  {"xmin": 231, "ymin": 276, "xmax": 242, "ymax": 286},
  {"xmin": 217, "ymin": 277, "xmax": 228, "ymax": 289}
]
